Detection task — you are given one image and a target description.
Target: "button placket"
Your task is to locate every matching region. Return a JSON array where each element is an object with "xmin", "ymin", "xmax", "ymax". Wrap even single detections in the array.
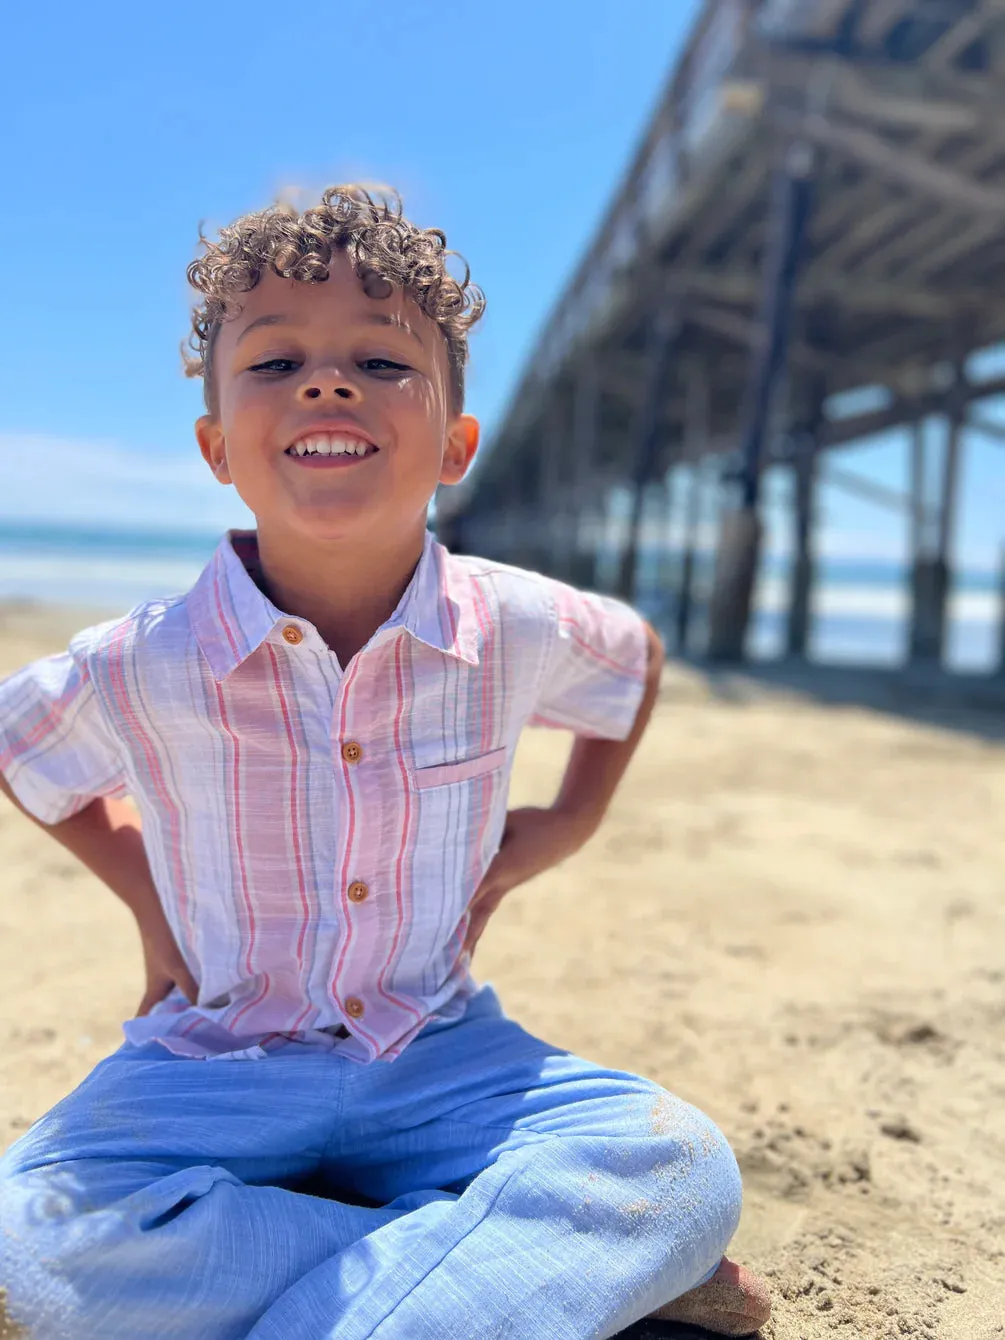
[{"xmin": 331, "ymin": 678, "xmax": 367, "ymax": 1034}]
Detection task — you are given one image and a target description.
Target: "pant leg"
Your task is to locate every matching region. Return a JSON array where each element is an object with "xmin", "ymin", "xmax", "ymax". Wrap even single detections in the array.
[
  {"xmin": 3, "ymin": 991, "xmax": 743, "ymax": 1340},
  {"xmin": 0, "ymin": 1042, "xmax": 449, "ymax": 1340},
  {"xmin": 249, "ymin": 986, "xmax": 743, "ymax": 1340}
]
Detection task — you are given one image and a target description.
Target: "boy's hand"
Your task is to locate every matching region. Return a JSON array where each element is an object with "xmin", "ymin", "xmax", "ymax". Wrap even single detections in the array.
[
  {"xmin": 460, "ymin": 621, "xmax": 663, "ymax": 963},
  {"xmin": 463, "ymin": 806, "xmax": 594, "ymax": 957},
  {"xmin": 136, "ymin": 905, "xmax": 199, "ymax": 1016},
  {"xmin": 0, "ymin": 786, "xmax": 201, "ymax": 1017}
]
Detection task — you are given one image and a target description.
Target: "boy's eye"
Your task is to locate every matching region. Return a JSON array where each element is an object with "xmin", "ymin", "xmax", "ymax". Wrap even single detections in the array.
[
  {"xmin": 362, "ymin": 358, "xmax": 412, "ymax": 373},
  {"xmin": 248, "ymin": 357, "xmax": 410, "ymax": 375},
  {"xmin": 248, "ymin": 358, "xmax": 299, "ymax": 374}
]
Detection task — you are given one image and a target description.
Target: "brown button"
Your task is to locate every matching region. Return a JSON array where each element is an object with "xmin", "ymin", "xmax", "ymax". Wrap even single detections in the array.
[
  {"xmin": 282, "ymin": 624, "xmax": 304, "ymax": 646},
  {"xmin": 341, "ymin": 741, "xmax": 363, "ymax": 764},
  {"xmin": 348, "ymin": 881, "xmax": 369, "ymax": 904},
  {"xmin": 345, "ymin": 996, "xmax": 365, "ymax": 1019}
]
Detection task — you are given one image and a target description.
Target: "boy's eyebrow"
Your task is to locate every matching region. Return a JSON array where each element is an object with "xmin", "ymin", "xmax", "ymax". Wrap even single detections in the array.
[
  {"xmin": 362, "ymin": 313, "xmax": 425, "ymax": 348},
  {"xmin": 234, "ymin": 311, "xmax": 425, "ymax": 350},
  {"xmin": 235, "ymin": 313, "xmax": 295, "ymax": 348}
]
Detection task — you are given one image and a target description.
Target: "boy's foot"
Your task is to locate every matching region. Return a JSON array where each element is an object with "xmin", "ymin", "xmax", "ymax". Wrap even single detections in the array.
[{"xmin": 646, "ymin": 1258, "xmax": 772, "ymax": 1336}]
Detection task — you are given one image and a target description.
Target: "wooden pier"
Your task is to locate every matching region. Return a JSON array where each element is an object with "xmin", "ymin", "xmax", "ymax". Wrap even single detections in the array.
[{"xmin": 436, "ymin": 0, "xmax": 1005, "ymax": 675}]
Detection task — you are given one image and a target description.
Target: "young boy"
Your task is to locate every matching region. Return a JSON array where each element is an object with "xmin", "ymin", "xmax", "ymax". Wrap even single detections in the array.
[{"xmin": 0, "ymin": 187, "xmax": 770, "ymax": 1340}]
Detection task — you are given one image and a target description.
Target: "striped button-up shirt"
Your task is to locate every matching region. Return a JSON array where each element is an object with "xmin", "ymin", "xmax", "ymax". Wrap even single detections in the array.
[{"xmin": 0, "ymin": 531, "xmax": 647, "ymax": 1062}]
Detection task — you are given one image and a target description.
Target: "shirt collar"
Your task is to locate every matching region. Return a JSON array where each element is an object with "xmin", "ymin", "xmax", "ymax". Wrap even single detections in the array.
[
  {"xmin": 189, "ymin": 529, "xmax": 479, "ymax": 681},
  {"xmin": 392, "ymin": 530, "xmax": 480, "ymax": 666}
]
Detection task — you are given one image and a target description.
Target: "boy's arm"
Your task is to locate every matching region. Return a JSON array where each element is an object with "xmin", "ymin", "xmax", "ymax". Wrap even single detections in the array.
[
  {"xmin": 551, "ymin": 620, "xmax": 664, "ymax": 834},
  {"xmin": 0, "ymin": 775, "xmax": 198, "ymax": 1010},
  {"xmin": 464, "ymin": 621, "xmax": 664, "ymax": 954}
]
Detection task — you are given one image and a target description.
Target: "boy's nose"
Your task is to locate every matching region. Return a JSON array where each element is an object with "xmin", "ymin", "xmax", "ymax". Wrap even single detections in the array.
[{"xmin": 298, "ymin": 369, "xmax": 362, "ymax": 403}]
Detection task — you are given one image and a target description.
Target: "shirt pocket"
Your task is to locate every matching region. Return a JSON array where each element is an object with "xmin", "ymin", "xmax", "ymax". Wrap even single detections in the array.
[{"xmin": 413, "ymin": 746, "xmax": 508, "ymax": 790}]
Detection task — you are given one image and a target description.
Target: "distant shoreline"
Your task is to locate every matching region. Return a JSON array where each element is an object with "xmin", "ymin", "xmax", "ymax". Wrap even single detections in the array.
[{"xmin": 1, "ymin": 521, "xmax": 1001, "ymax": 673}]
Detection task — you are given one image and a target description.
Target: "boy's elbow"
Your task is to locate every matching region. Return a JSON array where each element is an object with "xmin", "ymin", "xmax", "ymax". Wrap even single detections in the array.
[{"xmin": 644, "ymin": 621, "xmax": 665, "ymax": 676}]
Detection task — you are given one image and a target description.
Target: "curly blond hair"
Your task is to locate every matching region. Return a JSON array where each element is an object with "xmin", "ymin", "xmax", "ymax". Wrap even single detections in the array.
[{"xmin": 184, "ymin": 184, "xmax": 485, "ymax": 411}]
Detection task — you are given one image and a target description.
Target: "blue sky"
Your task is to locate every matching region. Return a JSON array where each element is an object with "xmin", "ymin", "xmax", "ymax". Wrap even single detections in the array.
[{"xmin": 1, "ymin": 0, "xmax": 1002, "ymax": 572}]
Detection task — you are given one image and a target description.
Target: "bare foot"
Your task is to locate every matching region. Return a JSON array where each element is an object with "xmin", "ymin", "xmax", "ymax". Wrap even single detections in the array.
[{"xmin": 648, "ymin": 1257, "xmax": 772, "ymax": 1336}]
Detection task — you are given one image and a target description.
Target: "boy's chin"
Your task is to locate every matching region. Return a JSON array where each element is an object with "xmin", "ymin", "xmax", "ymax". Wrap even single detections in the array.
[{"xmin": 269, "ymin": 501, "xmax": 430, "ymax": 548}]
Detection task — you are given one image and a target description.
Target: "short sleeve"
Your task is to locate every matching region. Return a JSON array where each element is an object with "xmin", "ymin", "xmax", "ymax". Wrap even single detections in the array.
[
  {"xmin": 0, "ymin": 643, "xmax": 127, "ymax": 825},
  {"xmin": 529, "ymin": 579, "xmax": 649, "ymax": 740}
]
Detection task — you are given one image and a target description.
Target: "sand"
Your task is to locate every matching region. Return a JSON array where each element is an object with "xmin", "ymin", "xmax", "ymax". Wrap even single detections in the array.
[{"xmin": 1, "ymin": 599, "xmax": 1003, "ymax": 1340}]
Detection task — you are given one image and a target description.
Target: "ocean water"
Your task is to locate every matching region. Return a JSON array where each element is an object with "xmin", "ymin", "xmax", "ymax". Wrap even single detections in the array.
[
  {"xmin": 0, "ymin": 520, "xmax": 218, "ymax": 613},
  {"xmin": 0, "ymin": 519, "xmax": 1000, "ymax": 672}
]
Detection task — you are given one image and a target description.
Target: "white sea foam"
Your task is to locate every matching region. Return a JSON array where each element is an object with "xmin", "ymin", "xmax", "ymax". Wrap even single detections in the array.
[{"xmin": 0, "ymin": 553, "xmax": 204, "ymax": 612}]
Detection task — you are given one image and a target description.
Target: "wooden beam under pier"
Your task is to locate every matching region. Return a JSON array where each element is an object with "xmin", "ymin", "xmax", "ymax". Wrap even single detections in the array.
[
  {"xmin": 568, "ymin": 352, "xmax": 602, "ymax": 589},
  {"xmin": 925, "ymin": 0, "xmax": 1005, "ymax": 69},
  {"xmin": 857, "ymin": 144, "xmax": 1005, "ymax": 280},
  {"xmin": 786, "ymin": 389, "xmax": 826, "ymax": 659},
  {"xmin": 686, "ymin": 302, "xmax": 831, "ymax": 373},
  {"xmin": 772, "ymin": 108, "xmax": 1005, "ymax": 217},
  {"xmin": 708, "ymin": 143, "xmax": 816, "ymax": 661},
  {"xmin": 823, "ymin": 466, "xmax": 917, "ymax": 515},
  {"xmin": 683, "ymin": 265, "xmax": 980, "ymax": 320},
  {"xmin": 968, "ymin": 411, "xmax": 1005, "ymax": 442},
  {"xmin": 819, "ymin": 372, "xmax": 1005, "ymax": 450},
  {"xmin": 674, "ymin": 365, "xmax": 711, "ymax": 654},
  {"xmin": 616, "ymin": 298, "xmax": 682, "ymax": 600}
]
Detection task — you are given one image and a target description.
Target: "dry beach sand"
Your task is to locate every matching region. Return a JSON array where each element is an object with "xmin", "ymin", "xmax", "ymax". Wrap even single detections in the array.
[{"xmin": 0, "ymin": 600, "xmax": 1003, "ymax": 1339}]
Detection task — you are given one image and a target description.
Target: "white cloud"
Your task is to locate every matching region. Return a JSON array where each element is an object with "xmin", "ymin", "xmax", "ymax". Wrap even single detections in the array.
[{"xmin": 0, "ymin": 433, "xmax": 254, "ymax": 531}]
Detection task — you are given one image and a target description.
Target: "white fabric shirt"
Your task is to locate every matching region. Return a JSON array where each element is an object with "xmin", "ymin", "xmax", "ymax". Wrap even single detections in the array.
[{"xmin": 0, "ymin": 531, "xmax": 648, "ymax": 1062}]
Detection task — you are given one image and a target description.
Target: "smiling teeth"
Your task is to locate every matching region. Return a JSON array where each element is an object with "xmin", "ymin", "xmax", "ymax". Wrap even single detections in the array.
[{"xmin": 290, "ymin": 435, "xmax": 372, "ymax": 457}]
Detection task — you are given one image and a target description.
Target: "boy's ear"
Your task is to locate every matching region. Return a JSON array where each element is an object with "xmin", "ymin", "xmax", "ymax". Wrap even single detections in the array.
[
  {"xmin": 439, "ymin": 414, "xmax": 479, "ymax": 487},
  {"xmin": 196, "ymin": 415, "xmax": 233, "ymax": 485}
]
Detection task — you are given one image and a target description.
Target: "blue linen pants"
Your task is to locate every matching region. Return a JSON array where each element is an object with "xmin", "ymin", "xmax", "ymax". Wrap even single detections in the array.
[{"xmin": 0, "ymin": 986, "xmax": 742, "ymax": 1340}]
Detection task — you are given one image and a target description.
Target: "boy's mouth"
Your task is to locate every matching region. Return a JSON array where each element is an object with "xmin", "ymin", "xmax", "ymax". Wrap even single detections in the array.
[{"xmin": 284, "ymin": 432, "xmax": 380, "ymax": 466}]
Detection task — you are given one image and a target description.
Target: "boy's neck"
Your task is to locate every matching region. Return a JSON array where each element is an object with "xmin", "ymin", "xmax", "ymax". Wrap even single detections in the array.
[{"xmin": 252, "ymin": 520, "xmax": 428, "ymax": 668}]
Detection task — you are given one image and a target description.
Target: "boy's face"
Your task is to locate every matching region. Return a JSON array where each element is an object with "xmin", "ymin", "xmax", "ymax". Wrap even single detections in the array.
[{"xmin": 195, "ymin": 254, "xmax": 478, "ymax": 548}]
